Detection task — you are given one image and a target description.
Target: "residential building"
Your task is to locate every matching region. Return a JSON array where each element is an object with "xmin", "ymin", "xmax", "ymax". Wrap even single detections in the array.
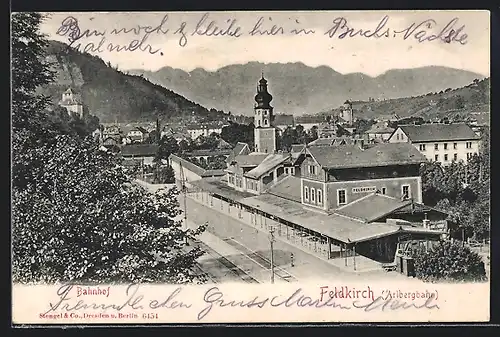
[
  {"xmin": 308, "ymin": 136, "xmax": 366, "ymax": 147},
  {"xmin": 317, "ymin": 119, "xmax": 350, "ymax": 139},
  {"xmin": 366, "ymin": 121, "xmax": 395, "ymax": 142},
  {"xmin": 59, "ymin": 88, "xmax": 84, "ymax": 118},
  {"xmin": 388, "ymin": 123, "xmax": 481, "ymax": 165},
  {"xmin": 186, "ymin": 122, "xmax": 226, "ymax": 139},
  {"xmin": 127, "ymin": 127, "xmax": 148, "ymax": 143},
  {"xmin": 161, "ymin": 127, "xmax": 190, "ymax": 142},
  {"xmin": 183, "ymin": 138, "xmax": 233, "ymax": 160},
  {"xmin": 120, "ymin": 144, "xmax": 159, "ymax": 167}
]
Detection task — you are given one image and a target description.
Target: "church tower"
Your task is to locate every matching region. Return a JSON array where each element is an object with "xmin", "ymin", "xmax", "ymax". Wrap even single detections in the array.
[
  {"xmin": 340, "ymin": 100, "xmax": 354, "ymax": 125},
  {"xmin": 253, "ymin": 74, "xmax": 277, "ymax": 154}
]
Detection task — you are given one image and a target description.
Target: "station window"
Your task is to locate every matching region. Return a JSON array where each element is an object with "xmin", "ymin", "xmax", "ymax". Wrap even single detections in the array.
[
  {"xmin": 419, "ymin": 144, "xmax": 426, "ymax": 151},
  {"xmin": 304, "ymin": 186, "xmax": 309, "ymax": 201},
  {"xmin": 308, "ymin": 165, "xmax": 317, "ymax": 175},
  {"xmin": 434, "ymin": 143, "xmax": 439, "ymax": 150},
  {"xmin": 444, "ymin": 154, "xmax": 448, "ymax": 161},
  {"xmin": 402, "ymin": 185, "xmax": 410, "ymax": 199},
  {"xmin": 337, "ymin": 189, "xmax": 347, "ymax": 206},
  {"xmin": 381, "ymin": 187, "xmax": 386, "ymax": 195},
  {"xmin": 311, "ymin": 188, "xmax": 316, "ymax": 202},
  {"xmin": 454, "ymin": 153, "xmax": 458, "ymax": 161},
  {"xmin": 453, "ymin": 143, "xmax": 457, "ymax": 150},
  {"xmin": 317, "ymin": 189, "xmax": 323, "ymax": 204},
  {"xmin": 435, "ymin": 154, "xmax": 439, "ymax": 161},
  {"xmin": 444, "ymin": 143, "xmax": 448, "ymax": 150}
]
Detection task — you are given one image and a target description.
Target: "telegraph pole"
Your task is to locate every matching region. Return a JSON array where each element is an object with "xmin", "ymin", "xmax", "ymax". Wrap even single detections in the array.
[
  {"xmin": 179, "ymin": 161, "xmax": 189, "ymax": 245},
  {"xmin": 269, "ymin": 227, "xmax": 275, "ymax": 284}
]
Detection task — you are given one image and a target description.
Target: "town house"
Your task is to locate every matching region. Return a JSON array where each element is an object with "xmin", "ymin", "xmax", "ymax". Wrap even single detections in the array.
[{"xmin": 388, "ymin": 123, "xmax": 481, "ymax": 165}]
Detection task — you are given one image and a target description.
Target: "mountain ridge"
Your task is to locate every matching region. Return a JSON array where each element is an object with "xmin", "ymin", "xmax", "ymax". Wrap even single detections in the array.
[
  {"xmin": 38, "ymin": 40, "xmax": 226, "ymax": 123},
  {"xmin": 129, "ymin": 63, "xmax": 484, "ymax": 116}
]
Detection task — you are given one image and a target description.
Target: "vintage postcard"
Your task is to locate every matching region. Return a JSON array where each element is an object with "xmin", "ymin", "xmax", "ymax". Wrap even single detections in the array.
[{"xmin": 11, "ymin": 10, "xmax": 490, "ymax": 325}]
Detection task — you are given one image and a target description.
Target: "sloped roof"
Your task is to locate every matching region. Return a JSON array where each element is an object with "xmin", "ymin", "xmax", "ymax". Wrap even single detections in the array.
[
  {"xmin": 238, "ymin": 193, "xmax": 444, "ymax": 244},
  {"xmin": 233, "ymin": 142, "xmax": 250, "ymax": 155},
  {"xmin": 190, "ymin": 177, "xmax": 254, "ymax": 201},
  {"xmin": 306, "ymin": 143, "xmax": 426, "ymax": 169},
  {"xmin": 245, "ymin": 153, "xmax": 290, "ymax": 179},
  {"xmin": 308, "ymin": 137, "xmax": 363, "ymax": 147},
  {"xmin": 226, "ymin": 142, "xmax": 251, "ymax": 164},
  {"xmin": 232, "ymin": 154, "xmax": 268, "ymax": 167},
  {"xmin": 60, "ymin": 88, "xmax": 83, "ymax": 105},
  {"xmin": 217, "ymin": 138, "xmax": 233, "ymax": 149},
  {"xmin": 291, "ymin": 144, "xmax": 306, "ymax": 153},
  {"xmin": 169, "ymin": 154, "xmax": 226, "ymax": 178},
  {"xmin": 366, "ymin": 122, "xmax": 395, "ymax": 134},
  {"xmin": 120, "ymin": 144, "xmax": 158, "ymax": 157},
  {"xmin": 334, "ymin": 193, "xmax": 413, "ymax": 222},
  {"xmin": 184, "ymin": 149, "xmax": 232, "ymax": 157},
  {"xmin": 266, "ymin": 175, "xmax": 302, "ymax": 202},
  {"xmin": 397, "ymin": 123, "xmax": 479, "ymax": 142}
]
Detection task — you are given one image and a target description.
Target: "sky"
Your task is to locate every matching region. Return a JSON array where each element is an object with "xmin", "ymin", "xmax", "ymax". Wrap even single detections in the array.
[{"xmin": 39, "ymin": 11, "xmax": 490, "ymax": 77}]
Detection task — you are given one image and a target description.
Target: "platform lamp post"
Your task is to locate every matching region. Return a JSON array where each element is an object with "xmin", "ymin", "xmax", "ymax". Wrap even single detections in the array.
[
  {"xmin": 269, "ymin": 227, "xmax": 276, "ymax": 284},
  {"xmin": 353, "ymin": 243, "xmax": 357, "ymax": 271}
]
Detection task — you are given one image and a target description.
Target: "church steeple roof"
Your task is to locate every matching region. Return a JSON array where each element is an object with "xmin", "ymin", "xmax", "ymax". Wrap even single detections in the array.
[{"xmin": 255, "ymin": 73, "xmax": 273, "ymax": 109}]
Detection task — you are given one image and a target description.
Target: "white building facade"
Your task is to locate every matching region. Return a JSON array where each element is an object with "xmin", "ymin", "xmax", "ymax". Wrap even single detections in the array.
[{"xmin": 388, "ymin": 123, "xmax": 481, "ymax": 165}]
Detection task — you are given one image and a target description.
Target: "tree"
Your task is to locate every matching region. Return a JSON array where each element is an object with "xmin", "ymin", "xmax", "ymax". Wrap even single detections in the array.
[
  {"xmin": 352, "ymin": 119, "xmax": 376, "ymax": 135},
  {"xmin": 12, "ymin": 12, "xmax": 205, "ymax": 284},
  {"xmin": 153, "ymin": 162, "xmax": 176, "ymax": 184},
  {"xmin": 221, "ymin": 122, "xmax": 254, "ymax": 147},
  {"xmin": 146, "ymin": 130, "xmax": 159, "ymax": 144},
  {"xmin": 156, "ymin": 135, "xmax": 179, "ymax": 160},
  {"xmin": 413, "ymin": 241, "xmax": 486, "ymax": 282},
  {"xmin": 12, "ymin": 13, "xmax": 56, "ymax": 190},
  {"xmin": 206, "ymin": 155, "xmax": 228, "ymax": 170},
  {"xmin": 178, "ymin": 139, "xmax": 192, "ymax": 153},
  {"xmin": 196, "ymin": 133, "xmax": 219, "ymax": 150},
  {"xmin": 12, "ymin": 136, "xmax": 204, "ymax": 283}
]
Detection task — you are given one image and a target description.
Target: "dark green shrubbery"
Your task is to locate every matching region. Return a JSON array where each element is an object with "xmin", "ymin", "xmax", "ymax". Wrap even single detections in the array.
[{"xmin": 413, "ymin": 241, "xmax": 486, "ymax": 283}]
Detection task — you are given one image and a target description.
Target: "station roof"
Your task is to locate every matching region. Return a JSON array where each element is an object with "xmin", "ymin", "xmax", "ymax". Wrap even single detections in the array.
[
  {"xmin": 306, "ymin": 143, "xmax": 426, "ymax": 169},
  {"xmin": 334, "ymin": 193, "xmax": 413, "ymax": 222},
  {"xmin": 334, "ymin": 193, "xmax": 449, "ymax": 222},
  {"xmin": 237, "ymin": 193, "xmax": 444, "ymax": 244},
  {"xmin": 245, "ymin": 153, "xmax": 290, "ymax": 179},
  {"xmin": 266, "ymin": 175, "xmax": 302, "ymax": 203},
  {"xmin": 190, "ymin": 177, "xmax": 254, "ymax": 201}
]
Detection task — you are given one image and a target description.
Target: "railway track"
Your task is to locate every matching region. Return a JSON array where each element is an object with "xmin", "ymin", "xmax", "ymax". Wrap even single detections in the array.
[
  {"xmin": 190, "ymin": 238, "xmax": 259, "ymax": 284},
  {"xmin": 223, "ymin": 237, "xmax": 297, "ymax": 283}
]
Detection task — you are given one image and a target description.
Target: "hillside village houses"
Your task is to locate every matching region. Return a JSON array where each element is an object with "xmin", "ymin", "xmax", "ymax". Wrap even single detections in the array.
[
  {"xmin": 186, "ymin": 122, "xmax": 227, "ymax": 139},
  {"xmin": 126, "ymin": 126, "xmax": 148, "ymax": 143},
  {"xmin": 160, "ymin": 127, "xmax": 190, "ymax": 142},
  {"xmin": 58, "ymin": 88, "xmax": 84, "ymax": 118},
  {"xmin": 170, "ymin": 74, "xmax": 451, "ymax": 273},
  {"xmin": 388, "ymin": 123, "xmax": 480, "ymax": 165},
  {"xmin": 366, "ymin": 121, "xmax": 395, "ymax": 142}
]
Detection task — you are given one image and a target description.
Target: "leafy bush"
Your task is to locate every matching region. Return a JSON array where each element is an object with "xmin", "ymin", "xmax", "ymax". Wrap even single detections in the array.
[
  {"xmin": 153, "ymin": 163, "xmax": 176, "ymax": 184},
  {"xmin": 413, "ymin": 241, "xmax": 486, "ymax": 283}
]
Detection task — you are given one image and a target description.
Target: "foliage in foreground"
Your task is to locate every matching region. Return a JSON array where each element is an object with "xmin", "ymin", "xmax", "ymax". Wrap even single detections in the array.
[
  {"xmin": 12, "ymin": 136, "xmax": 205, "ymax": 284},
  {"xmin": 413, "ymin": 241, "xmax": 486, "ymax": 283},
  {"xmin": 12, "ymin": 12, "xmax": 205, "ymax": 284}
]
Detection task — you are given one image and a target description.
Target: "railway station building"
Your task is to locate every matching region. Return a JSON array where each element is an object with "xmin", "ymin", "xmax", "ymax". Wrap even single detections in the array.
[{"xmin": 171, "ymin": 75, "xmax": 451, "ymax": 269}]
